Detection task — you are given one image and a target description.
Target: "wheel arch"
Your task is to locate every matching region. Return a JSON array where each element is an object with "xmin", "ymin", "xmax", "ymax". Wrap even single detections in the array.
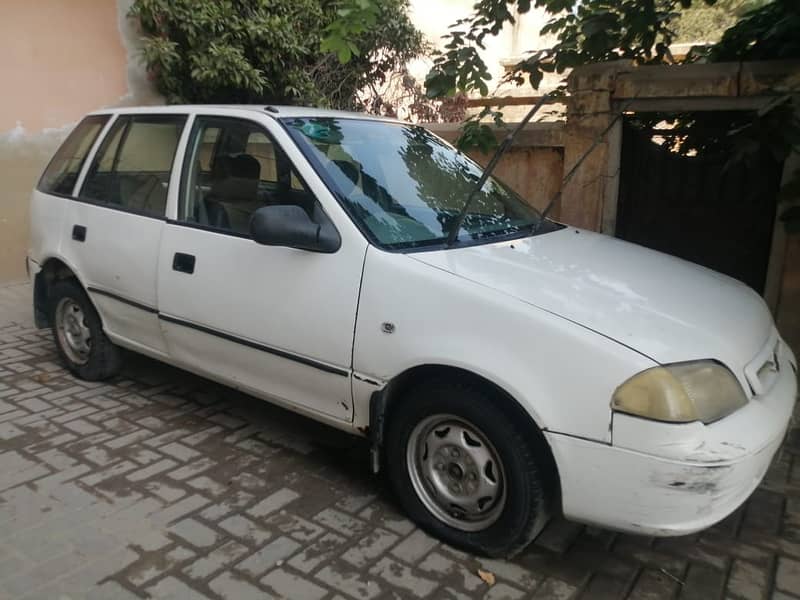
[
  {"xmin": 33, "ymin": 256, "xmax": 89, "ymax": 328},
  {"xmin": 370, "ymin": 364, "xmax": 561, "ymax": 502}
]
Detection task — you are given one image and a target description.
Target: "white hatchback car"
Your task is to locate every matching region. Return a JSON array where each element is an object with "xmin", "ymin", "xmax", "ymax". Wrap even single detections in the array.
[{"xmin": 29, "ymin": 105, "xmax": 797, "ymax": 557}]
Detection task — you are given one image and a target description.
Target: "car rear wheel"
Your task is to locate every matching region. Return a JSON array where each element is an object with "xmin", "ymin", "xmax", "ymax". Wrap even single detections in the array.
[
  {"xmin": 49, "ymin": 280, "xmax": 122, "ymax": 381},
  {"xmin": 385, "ymin": 379, "xmax": 553, "ymax": 558}
]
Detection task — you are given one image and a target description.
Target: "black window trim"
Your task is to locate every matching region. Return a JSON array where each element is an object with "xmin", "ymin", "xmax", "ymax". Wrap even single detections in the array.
[
  {"xmin": 174, "ymin": 114, "xmax": 340, "ymax": 244},
  {"xmin": 36, "ymin": 114, "xmax": 112, "ymax": 196},
  {"xmin": 165, "ymin": 218, "xmax": 252, "ymax": 239},
  {"xmin": 73, "ymin": 113, "xmax": 189, "ymax": 220}
]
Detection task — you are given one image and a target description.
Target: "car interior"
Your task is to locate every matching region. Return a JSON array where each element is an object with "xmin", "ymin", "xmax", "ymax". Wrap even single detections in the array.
[
  {"xmin": 187, "ymin": 121, "xmax": 323, "ymax": 235},
  {"xmin": 80, "ymin": 117, "xmax": 184, "ymax": 217}
]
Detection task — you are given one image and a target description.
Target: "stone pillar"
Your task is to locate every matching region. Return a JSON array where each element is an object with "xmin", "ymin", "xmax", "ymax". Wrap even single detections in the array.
[{"xmin": 559, "ymin": 62, "xmax": 631, "ymax": 232}]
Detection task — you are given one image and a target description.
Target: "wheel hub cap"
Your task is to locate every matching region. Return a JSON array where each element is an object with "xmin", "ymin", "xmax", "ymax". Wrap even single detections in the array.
[
  {"xmin": 55, "ymin": 298, "xmax": 92, "ymax": 365},
  {"xmin": 407, "ymin": 414, "xmax": 506, "ymax": 531}
]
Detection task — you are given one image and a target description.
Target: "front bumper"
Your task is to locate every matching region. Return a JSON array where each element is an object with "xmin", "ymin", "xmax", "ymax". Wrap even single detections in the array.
[{"xmin": 546, "ymin": 339, "xmax": 797, "ymax": 536}]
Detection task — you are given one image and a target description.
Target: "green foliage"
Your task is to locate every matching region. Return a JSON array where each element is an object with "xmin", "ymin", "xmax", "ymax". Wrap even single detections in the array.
[
  {"xmin": 672, "ymin": 0, "xmax": 759, "ymax": 43},
  {"xmin": 320, "ymin": 0, "xmax": 379, "ymax": 63},
  {"xmin": 129, "ymin": 0, "xmax": 424, "ymax": 108},
  {"xmin": 704, "ymin": 0, "xmax": 800, "ymax": 60},
  {"xmin": 420, "ymin": 0, "xmax": 798, "ymax": 169},
  {"xmin": 663, "ymin": 0, "xmax": 800, "ymax": 172},
  {"xmin": 423, "ymin": 0, "xmax": 795, "ymax": 101},
  {"xmin": 457, "ymin": 108, "xmax": 506, "ymax": 153},
  {"xmin": 425, "ymin": 0, "xmax": 722, "ymax": 102}
]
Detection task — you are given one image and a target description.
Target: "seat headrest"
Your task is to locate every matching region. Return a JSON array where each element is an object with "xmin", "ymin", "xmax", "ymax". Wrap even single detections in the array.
[{"xmin": 210, "ymin": 154, "xmax": 260, "ymax": 204}]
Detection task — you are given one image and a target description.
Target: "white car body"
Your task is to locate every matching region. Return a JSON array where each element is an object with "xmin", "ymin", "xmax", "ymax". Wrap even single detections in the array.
[{"xmin": 29, "ymin": 105, "xmax": 798, "ymax": 538}]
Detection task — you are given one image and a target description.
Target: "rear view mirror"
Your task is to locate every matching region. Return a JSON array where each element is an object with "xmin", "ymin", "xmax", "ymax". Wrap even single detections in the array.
[{"xmin": 250, "ymin": 205, "xmax": 340, "ymax": 253}]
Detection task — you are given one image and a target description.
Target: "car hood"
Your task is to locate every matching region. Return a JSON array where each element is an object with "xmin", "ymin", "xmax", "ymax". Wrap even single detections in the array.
[{"xmin": 411, "ymin": 227, "xmax": 773, "ymax": 373}]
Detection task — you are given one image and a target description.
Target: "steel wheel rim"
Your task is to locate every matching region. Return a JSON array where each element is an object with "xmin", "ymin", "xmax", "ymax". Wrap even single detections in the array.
[
  {"xmin": 55, "ymin": 298, "xmax": 91, "ymax": 365},
  {"xmin": 406, "ymin": 414, "xmax": 506, "ymax": 531}
]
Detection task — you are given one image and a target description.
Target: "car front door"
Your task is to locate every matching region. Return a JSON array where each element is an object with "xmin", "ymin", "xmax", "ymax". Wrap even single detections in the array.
[
  {"xmin": 64, "ymin": 113, "xmax": 188, "ymax": 357},
  {"xmin": 156, "ymin": 114, "xmax": 366, "ymax": 421}
]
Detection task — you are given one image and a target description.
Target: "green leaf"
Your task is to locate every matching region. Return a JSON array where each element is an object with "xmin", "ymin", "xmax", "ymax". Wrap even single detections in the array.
[{"xmin": 337, "ymin": 44, "xmax": 352, "ymax": 63}]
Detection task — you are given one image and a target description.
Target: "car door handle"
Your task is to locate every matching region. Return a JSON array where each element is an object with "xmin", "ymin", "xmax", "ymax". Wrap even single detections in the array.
[
  {"xmin": 172, "ymin": 252, "xmax": 196, "ymax": 274},
  {"xmin": 72, "ymin": 225, "xmax": 87, "ymax": 242}
]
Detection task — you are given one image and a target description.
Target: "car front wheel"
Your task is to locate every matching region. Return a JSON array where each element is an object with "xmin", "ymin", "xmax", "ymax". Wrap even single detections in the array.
[{"xmin": 385, "ymin": 379, "xmax": 553, "ymax": 558}]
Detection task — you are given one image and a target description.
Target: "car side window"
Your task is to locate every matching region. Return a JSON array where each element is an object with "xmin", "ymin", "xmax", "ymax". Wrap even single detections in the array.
[
  {"xmin": 179, "ymin": 116, "xmax": 322, "ymax": 236},
  {"xmin": 80, "ymin": 115, "xmax": 187, "ymax": 217},
  {"xmin": 38, "ymin": 115, "xmax": 110, "ymax": 195}
]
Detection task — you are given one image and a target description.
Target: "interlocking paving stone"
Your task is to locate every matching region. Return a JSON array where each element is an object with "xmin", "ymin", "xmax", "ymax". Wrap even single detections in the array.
[
  {"xmin": 247, "ymin": 487, "xmax": 300, "ymax": 518},
  {"xmin": 236, "ymin": 535, "xmax": 302, "ymax": 578},
  {"xmin": 369, "ymin": 555, "xmax": 440, "ymax": 597},
  {"xmin": 342, "ymin": 527, "xmax": 400, "ymax": 568},
  {"xmin": 184, "ymin": 540, "xmax": 250, "ymax": 580},
  {"xmin": 147, "ymin": 575, "xmax": 212, "ymax": 599},
  {"xmin": 316, "ymin": 561, "xmax": 383, "ymax": 599},
  {"xmin": 314, "ymin": 506, "xmax": 370, "ymax": 537},
  {"xmin": 484, "ymin": 582, "xmax": 526, "ymax": 600},
  {"xmin": 209, "ymin": 570, "xmax": 268, "ymax": 599},
  {"xmin": 680, "ymin": 562, "xmax": 727, "ymax": 600},
  {"xmin": 218, "ymin": 514, "xmax": 273, "ymax": 546},
  {"xmin": 287, "ymin": 531, "xmax": 349, "ymax": 574},
  {"xmin": 776, "ymin": 557, "xmax": 800, "ymax": 595},
  {"xmin": 727, "ymin": 559, "xmax": 771, "ymax": 600},
  {"xmin": 0, "ymin": 283, "xmax": 798, "ymax": 599},
  {"xmin": 169, "ymin": 517, "xmax": 221, "ymax": 549},
  {"xmin": 261, "ymin": 568, "xmax": 328, "ymax": 600},
  {"xmin": 391, "ymin": 528, "xmax": 440, "ymax": 564}
]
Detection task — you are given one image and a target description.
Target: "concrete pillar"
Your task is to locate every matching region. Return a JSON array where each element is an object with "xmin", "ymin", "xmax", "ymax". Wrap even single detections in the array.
[{"xmin": 559, "ymin": 62, "xmax": 631, "ymax": 231}]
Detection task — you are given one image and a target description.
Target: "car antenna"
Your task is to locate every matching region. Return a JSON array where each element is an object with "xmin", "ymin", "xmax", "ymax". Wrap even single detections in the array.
[{"xmin": 445, "ymin": 93, "xmax": 553, "ymax": 247}]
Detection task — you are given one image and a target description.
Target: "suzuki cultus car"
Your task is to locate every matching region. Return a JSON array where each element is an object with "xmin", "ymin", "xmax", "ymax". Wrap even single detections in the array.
[{"xmin": 29, "ymin": 106, "xmax": 797, "ymax": 557}]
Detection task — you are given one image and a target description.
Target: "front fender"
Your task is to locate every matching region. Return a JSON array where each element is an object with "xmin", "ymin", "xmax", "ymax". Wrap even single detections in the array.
[{"xmin": 353, "ymin": 247, "xmax": 655, "ymax": 443}]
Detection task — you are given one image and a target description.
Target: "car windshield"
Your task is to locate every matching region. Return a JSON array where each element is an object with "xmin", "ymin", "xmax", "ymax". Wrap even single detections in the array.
[{"xmin": 283, "ymin": 117, "xmax": 552, "ymax": 250}]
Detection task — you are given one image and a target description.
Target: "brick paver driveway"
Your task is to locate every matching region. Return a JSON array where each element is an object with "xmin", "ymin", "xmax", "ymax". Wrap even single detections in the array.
[{"xmin": 1, "ymin": 281, "xmax": 799, "ymax": 599}]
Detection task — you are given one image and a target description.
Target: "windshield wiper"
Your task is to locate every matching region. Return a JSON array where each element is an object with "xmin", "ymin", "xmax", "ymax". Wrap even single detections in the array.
[{"xmin": 445, "ymin": 94, "xmax": 552, "ymax": 247}]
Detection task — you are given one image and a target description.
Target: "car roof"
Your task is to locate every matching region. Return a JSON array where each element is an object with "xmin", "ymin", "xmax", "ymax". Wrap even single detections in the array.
[{"xmin": 88, "ymin": 104, "xmax": 403, "ymax": 123}]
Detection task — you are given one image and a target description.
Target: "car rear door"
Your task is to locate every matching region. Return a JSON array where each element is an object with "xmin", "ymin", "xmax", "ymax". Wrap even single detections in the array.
[
  {"xmin": 64, "ymin": 113, "xmax": 188, "ymax": 357},
  {"xmin": 156, "ymin": 113, "xmax": 367, "ymax": 422}
]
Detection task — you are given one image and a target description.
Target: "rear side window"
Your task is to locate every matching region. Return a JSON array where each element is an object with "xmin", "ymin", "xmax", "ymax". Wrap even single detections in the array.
[
  {"xmin": 80, "ymin": 115, "xmax": 187, "ymax": 217},
  {"xmin": 38, "ymin": 115, "xmax": 110, "ymax": 195}
]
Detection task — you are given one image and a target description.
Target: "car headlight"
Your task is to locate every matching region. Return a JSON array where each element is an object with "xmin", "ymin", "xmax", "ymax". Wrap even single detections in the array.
[{"xmin": 612, "ymin": 360, "xmax": 748, "ymax": 424}]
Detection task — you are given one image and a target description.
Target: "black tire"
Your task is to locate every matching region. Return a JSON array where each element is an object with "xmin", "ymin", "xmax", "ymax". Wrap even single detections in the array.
[
  {"xmin": 49, "ymin": 279, "xmax": 123, "ymax": 381},
  {"xmin": 385, "ymin": 379, "xmax": 553, "ymax": 558}
]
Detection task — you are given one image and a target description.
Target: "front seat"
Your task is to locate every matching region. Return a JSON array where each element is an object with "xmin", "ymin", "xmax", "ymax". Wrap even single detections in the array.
[{"xmin": 205, "ymin": 154, "xmax": 261, "ymax": 232}]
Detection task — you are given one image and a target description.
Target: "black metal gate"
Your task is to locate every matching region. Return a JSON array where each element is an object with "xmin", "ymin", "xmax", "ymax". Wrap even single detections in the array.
[{"xmin": 615, "ymin": 116, "xmax": 783, "ymax": 293}]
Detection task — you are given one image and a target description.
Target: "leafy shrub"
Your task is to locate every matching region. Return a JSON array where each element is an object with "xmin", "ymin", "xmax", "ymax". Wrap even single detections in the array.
[{"xmin": 129, "ymin": 0, "xmax": 425, "ymax": 109}]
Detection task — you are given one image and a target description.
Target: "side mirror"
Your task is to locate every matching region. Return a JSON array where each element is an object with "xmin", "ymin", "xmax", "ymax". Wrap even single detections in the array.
[{"xmin": 250, "ymin": 205, "xmax": 340, "ymax": 253}]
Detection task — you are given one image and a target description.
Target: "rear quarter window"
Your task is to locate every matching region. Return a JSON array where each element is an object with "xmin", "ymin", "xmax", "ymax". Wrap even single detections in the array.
[{"xmin": 38, "ymin": 115, "xmax": 110, "ymax": 195}]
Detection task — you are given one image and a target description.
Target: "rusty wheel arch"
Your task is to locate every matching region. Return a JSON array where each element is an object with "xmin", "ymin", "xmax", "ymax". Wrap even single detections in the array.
[{"xmin": 33, "ymin": 258, "xmax": 81, "ymax": 328}]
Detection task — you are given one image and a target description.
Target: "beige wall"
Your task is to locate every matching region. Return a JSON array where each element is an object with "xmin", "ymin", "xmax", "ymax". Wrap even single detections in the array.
[
  {"xmin": 0, "ymin": 0, "xmax": 129, "ymax": 132},
  {"xmin": 427, "ymin": 122, "xmax": 566, "ymax": 215},
  {"xmin": 0, "ymin": 0, "xmax": 159, "ymax": 283},
  {"xmin": 0, "ymin": 129, "xmax": 65, "ymax": 281},
  {"xmin": 470, "ymin": 147, "xmax": 564, "ymax": 215}
]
